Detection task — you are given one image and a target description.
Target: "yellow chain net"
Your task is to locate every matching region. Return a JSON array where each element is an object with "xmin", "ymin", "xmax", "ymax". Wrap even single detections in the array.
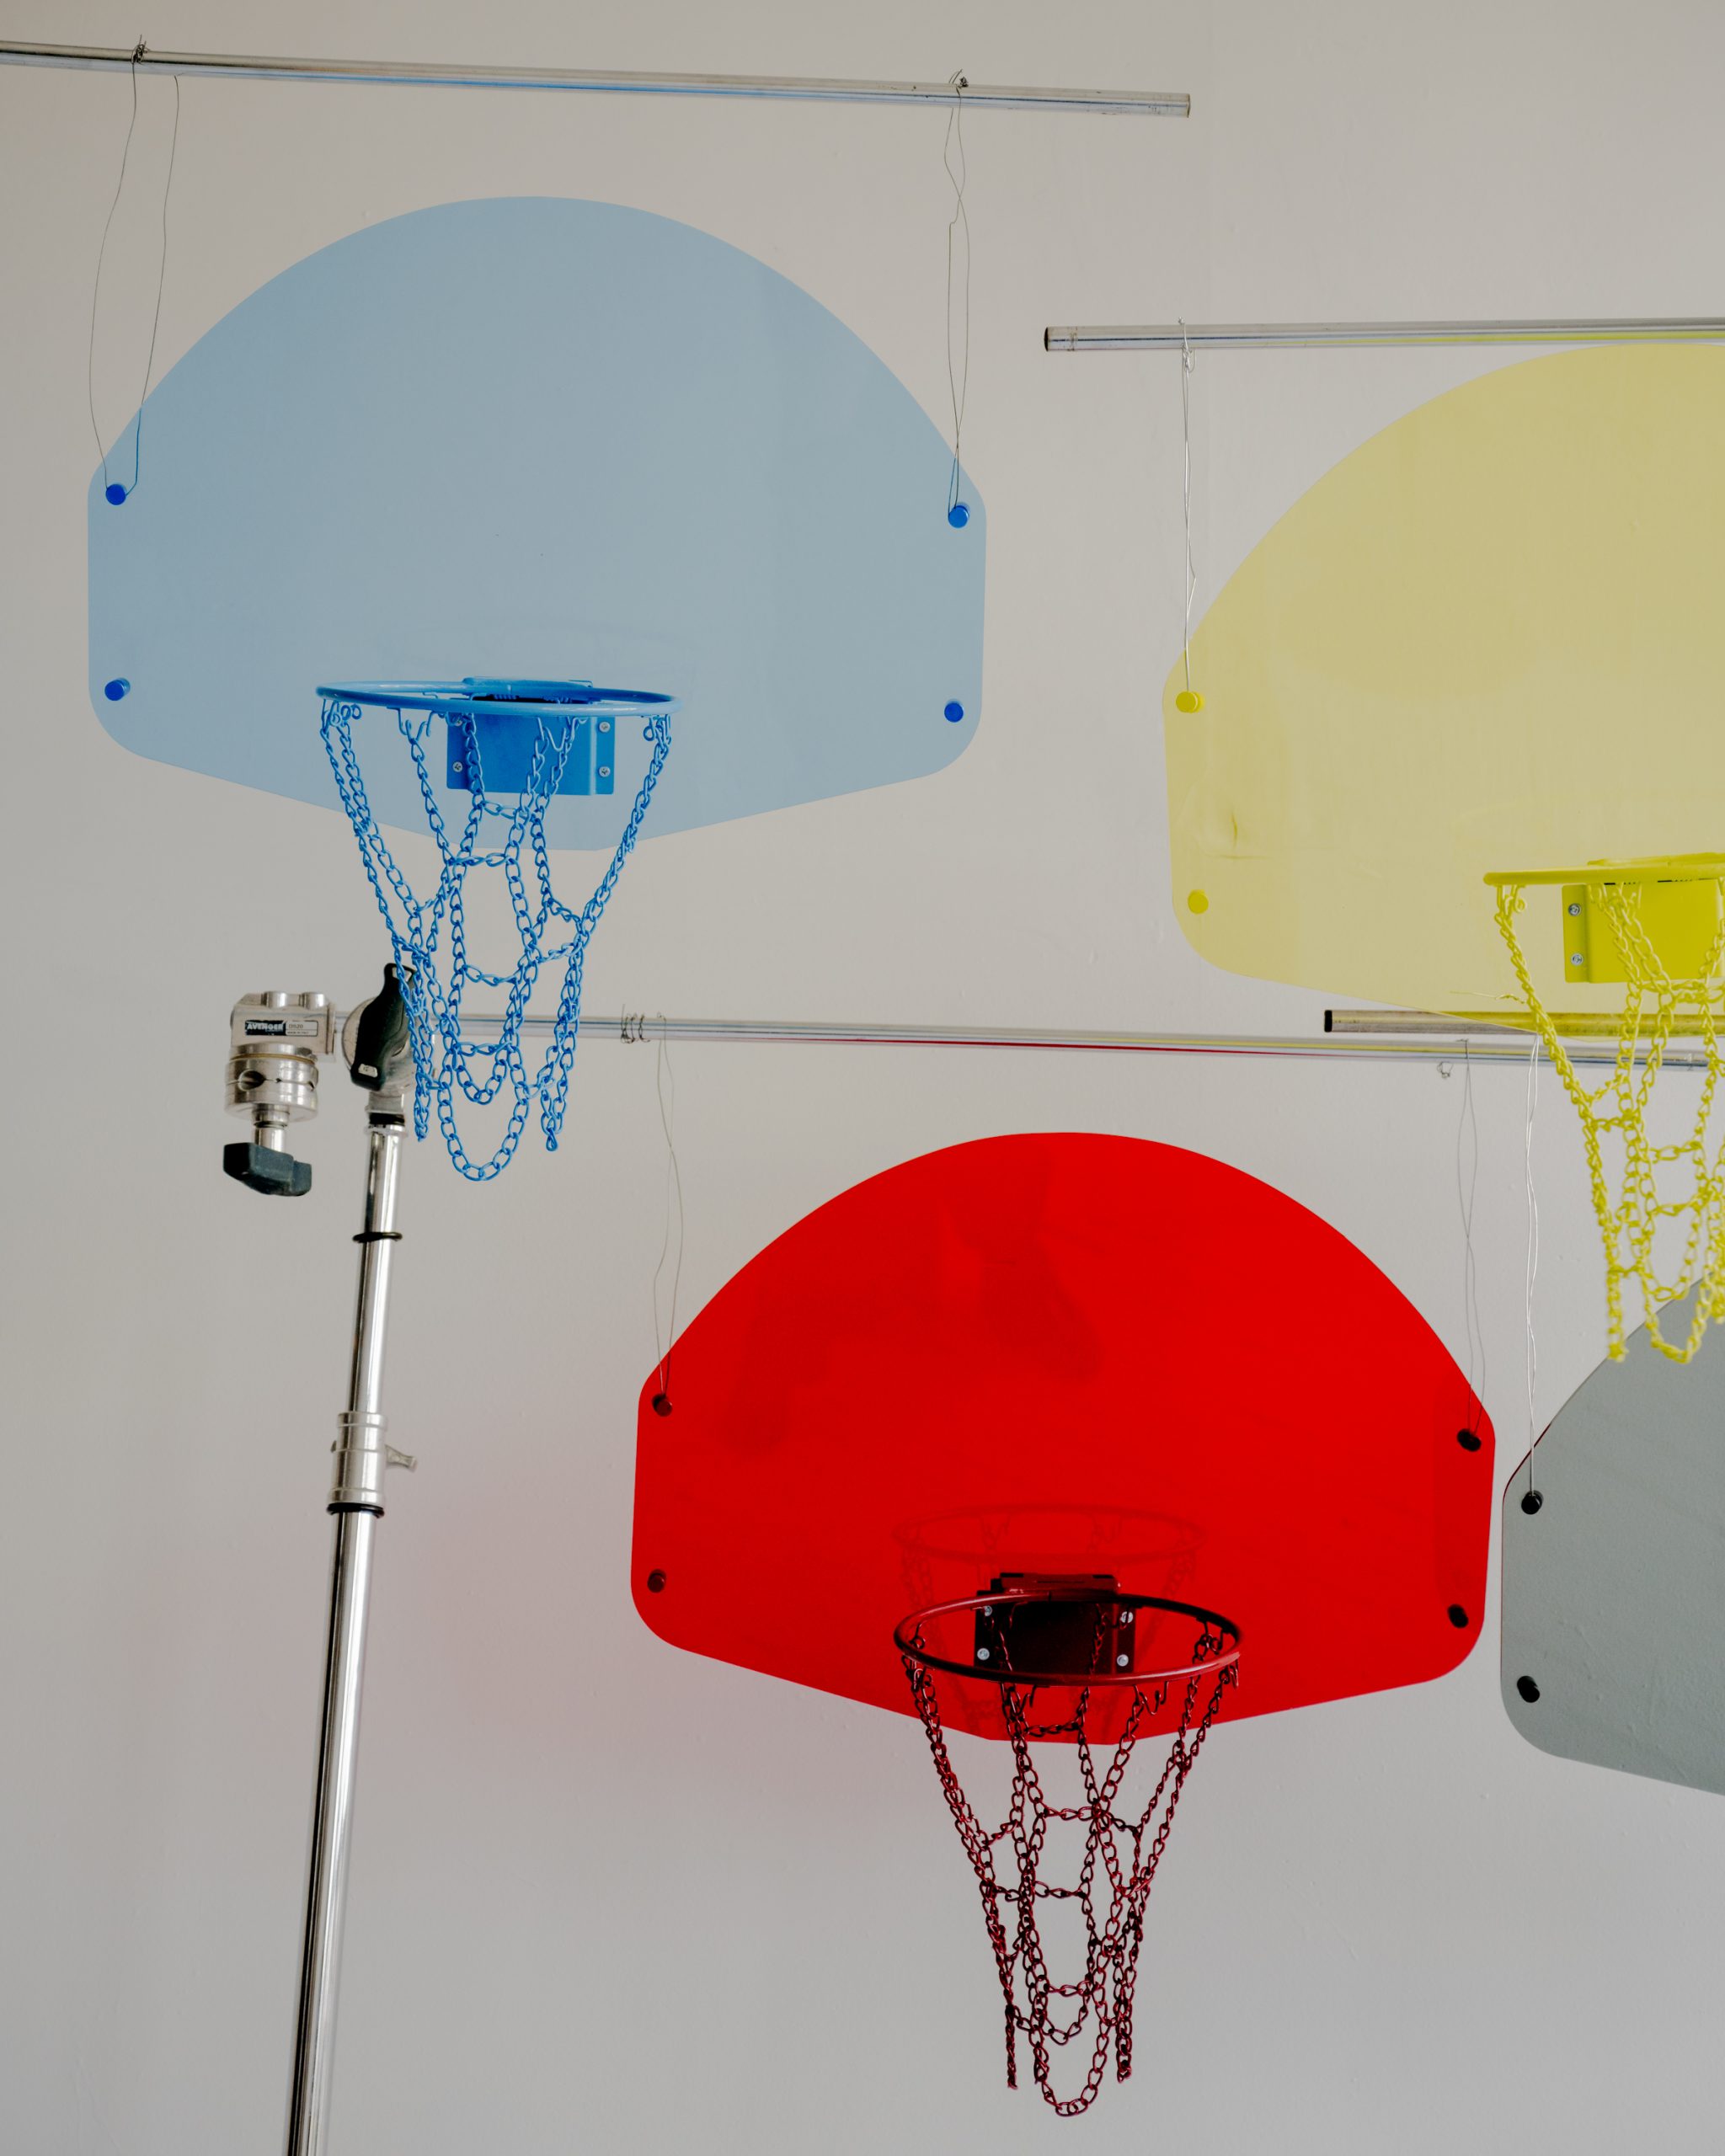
[{"xmin": 1492, "ymin": 867, "xmax": 1725, "ymax": 1364}]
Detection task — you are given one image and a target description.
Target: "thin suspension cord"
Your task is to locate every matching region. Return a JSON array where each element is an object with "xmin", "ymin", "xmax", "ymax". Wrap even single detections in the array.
[
  {"xmin": 1178, "ymin": 322, "xmax": 1197, "ymax": 696},
  {"xmin": 650, "ymin": 1020, "xmax": 686, "ymax": 1408},
  {"xmin": 943, "ymin": 69, "xmax": 971, "ymax": 517},
  {"xmin": 136, "ymin": 71, "xmax": 181, "ymax": 492},
  {"xmin": 87, "ymin": 43, "xmax": 180, "ymax": 501},
  {"xmin": 1523, "ymin": 1036, "xmax": 1541, "ymax": 1499}
]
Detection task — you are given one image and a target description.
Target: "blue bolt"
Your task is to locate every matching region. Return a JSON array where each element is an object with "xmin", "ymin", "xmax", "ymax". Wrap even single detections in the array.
[
  {"xmin": 104, "ymin": 483, "xmax": 128, "ymax": 505},
  {"xmin": 943, "ymin": 701, "xmax": 965, "ymax": 723},
  {"xmin": 947, "ymin": 502, "xmax": 970, "ymax": 529},
  {"xmin": 104, "ymin": 678, "xmax": 131, "ymax": 702}
]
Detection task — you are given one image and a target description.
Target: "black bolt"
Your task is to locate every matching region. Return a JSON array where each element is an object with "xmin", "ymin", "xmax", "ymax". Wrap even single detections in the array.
[
  {"xmin": 1520, "ymin": 1489, "xmax": 1543, "ymax": 1515},
  {"xmin": 1455, "ymin": 1428, "xmax": 1483, "ymax": 1452},
  {"xmin": 1447, "ymin": 1604, "xmax": 1469, "ymax": 1628},
  {"xmin": 1516, "ymin": 1674, "xmax": 1541, "ymax": 1704},
  {"xmin": 650, "ymin": 1393, "xmax": 673, "ymax": 1417},
  {"xmin": 647, "ymin": 1569, "xmax": 667, "ymax": 1593}
]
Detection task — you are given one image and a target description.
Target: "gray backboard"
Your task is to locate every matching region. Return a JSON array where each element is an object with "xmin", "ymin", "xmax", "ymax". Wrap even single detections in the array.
[{"xmin": 1502, "ymin": 1295, "xmax": 1725, "ymax": 1795}]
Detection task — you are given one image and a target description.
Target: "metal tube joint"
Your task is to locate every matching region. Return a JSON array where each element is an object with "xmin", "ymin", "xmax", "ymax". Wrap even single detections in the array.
[{"xmin": 329, "ymin": 1410, "xmax": 416, "ymax": 1513}]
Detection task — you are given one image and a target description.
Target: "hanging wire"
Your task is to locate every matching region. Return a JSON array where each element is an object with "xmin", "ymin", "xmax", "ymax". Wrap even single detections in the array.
[
  {"xmin": 943, "ymin": 69, "xmax": 972, "ymax": 520},
  {"xmin": 1455, "ymin": 1041, "xmax": 1487, "ymax": 1435},
  {"xmin": 650, "ymin": 1020, "xmax": 686, "ymax": 1410},
  {"xmin": 87, "ymin": 42, "xmax": 180, "ymax": 504},
  {"xmin": 1178, "ymin": 321, "xmax": 1198, "ymax": 697},
  {"xmin": 1522, "ymin": 1037, "xmax": 1542, "ymax": 1501}
]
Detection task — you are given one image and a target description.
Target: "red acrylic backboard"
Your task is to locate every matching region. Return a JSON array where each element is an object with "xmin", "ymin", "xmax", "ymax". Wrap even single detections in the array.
[{"xmin": 632, "ymin": 1134, "xmax": 1493, "ymax": 1737}]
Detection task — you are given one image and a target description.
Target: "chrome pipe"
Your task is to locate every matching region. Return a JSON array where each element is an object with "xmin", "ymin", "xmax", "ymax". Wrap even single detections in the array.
[
  {"xmin": 1044, "ymin": 318, "xmax": 1725, "ymax": 351},
  {"xmin": 327, "ymin": 1011, "xmax": 1715, "ymax": 1070},
  {"xmin": 286, "ymin": 1513, "xmax": 376, "ymax": 2156},
  {"xmin": 1323, "ymin": 1007, "xmax": 1656, "ymax": 1038},
  {"xmin": 286, "ymin": 1119, "xmax": 409, "ymax": 2156},
  {"xmin": 0, "ymin": 40, "xmax": 1187, "ymax": 114},
  {"xmin": 345, "ymin": 1129, "xmax": 401, "ymax": 1427}
]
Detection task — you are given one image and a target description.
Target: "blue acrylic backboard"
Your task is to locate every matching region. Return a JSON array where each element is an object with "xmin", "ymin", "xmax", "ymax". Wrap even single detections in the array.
[{"xmin": 88, "ymin": 197, "xmax": 985, "ymax": 850}]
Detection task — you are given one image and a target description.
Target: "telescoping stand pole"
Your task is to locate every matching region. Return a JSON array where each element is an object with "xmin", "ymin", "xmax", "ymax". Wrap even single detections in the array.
[
  {"xmin": 286, "ymin": 1111, "xmax": 415, "ymax": 2155},
  {"xmin": 222, "ymin": 972, "xmax": 416, "ymax": 2156}
]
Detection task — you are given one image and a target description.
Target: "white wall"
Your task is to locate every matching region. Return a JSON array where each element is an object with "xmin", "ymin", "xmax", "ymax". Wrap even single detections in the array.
[{"xmin": 6, "ymin": 3, "xmax": 1725, "ymax": 2150}]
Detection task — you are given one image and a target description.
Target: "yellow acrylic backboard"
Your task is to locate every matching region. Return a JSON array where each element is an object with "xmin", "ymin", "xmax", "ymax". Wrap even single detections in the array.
[{"xmin": 1163, "ymin": 344, "xmax": 1725, "ymax": 1015}]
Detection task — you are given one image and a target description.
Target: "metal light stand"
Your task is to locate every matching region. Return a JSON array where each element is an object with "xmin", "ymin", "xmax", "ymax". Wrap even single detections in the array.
[{"xmin": 224, "ymin": 976, "xmax": 417, "ymax": 2156}]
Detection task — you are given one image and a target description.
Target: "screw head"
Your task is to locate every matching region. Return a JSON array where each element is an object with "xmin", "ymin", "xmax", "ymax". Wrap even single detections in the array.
[
  {"xmin": 104, "ymin": 482, "xmax": 127, "ymax": 505},
  {"xmin": 1567, "ymin": 902, "xmax": 1582, "ymax": 917},
  {"xmin": 975, "ymin": 1646, "xmax": 991, "ymax": 1662},
  {"xmin": 1115, "ymin": 1652, "xmax": 1130, "ymax": 1668},
  {"xmin": 646, "ymin": 1569, "xmax": 667, "ymax": 1593},
  {"xmin": 598, "ymin": 766, "xmax": 611, "ymax": 777},
  {"xmin": 943, "ymin": 701, "xmax": 965, "ymax": 723},
  {"xmin": 650, "ymin": 1392, "xmax": 673, "ymax": 1417},
  {"xmin": 947, "ymin": 502, "xmax": 970, "ymax": 529},
  {"xmin": 1446, "ymin": 1604, "xmax": 1469, "ymax": 1628},
  {"xmin": 1516, "ymin": 1674, "xmax": 1541, "ymax": 1703},
  {"xmin": 1456, "ymin": 1428, "xmax": 1482, "ymax": 1452},
  {"xmin": 1520, "ymin": 1488, "xmax": 1543, "ymax": 1515},
  {"xmin": 104, "ymin": 677, "xmax": 130, "ymax": 702}
]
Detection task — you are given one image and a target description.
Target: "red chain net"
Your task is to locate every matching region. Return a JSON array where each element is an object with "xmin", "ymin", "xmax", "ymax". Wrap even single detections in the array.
[{"xmin": 902, "ymin": 1609, "xmax": 1236, "ymax": 2118}]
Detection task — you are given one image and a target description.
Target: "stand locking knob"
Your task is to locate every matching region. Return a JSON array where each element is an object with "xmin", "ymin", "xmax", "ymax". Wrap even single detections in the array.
[{"xmin": 223, "ymin": 1140, "xmax": 312, "ymax": 1197}]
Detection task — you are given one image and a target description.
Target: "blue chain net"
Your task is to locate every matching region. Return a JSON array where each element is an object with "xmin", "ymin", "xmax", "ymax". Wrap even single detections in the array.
[{"xmin": 321, "ymin": 695, "xmax": 671, "ymax": 1179}]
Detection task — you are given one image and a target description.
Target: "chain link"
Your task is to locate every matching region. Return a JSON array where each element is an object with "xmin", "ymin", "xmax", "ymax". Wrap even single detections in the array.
[
  {"xmin": 321, "ymin": 697, "xmax": 671, "ymax": 1180},
  {"xmin": 1493, "ymin": 878, "xmax": 1725, "ymax": 1360},
  {"xmin": 903, "ymin": 1614, "xmax": 1236, "ymax": 2118}
]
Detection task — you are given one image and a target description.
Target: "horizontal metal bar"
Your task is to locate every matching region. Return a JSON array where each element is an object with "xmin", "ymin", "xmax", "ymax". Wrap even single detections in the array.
[
  {"xmin": 1044, "ymin": 318, "xmax": 1725, "ymax": 352},
  {"xmin": 0, "ymin": 40, "xmax": 1187, "ymax": 114},
  {"xmin": 1327, "ymin": 1007, "xmax": 1720, "ymax": 1040},
  {"xmin": 328, "ymin": 1011, "xmax": 1714, "ymax": 1069}
]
